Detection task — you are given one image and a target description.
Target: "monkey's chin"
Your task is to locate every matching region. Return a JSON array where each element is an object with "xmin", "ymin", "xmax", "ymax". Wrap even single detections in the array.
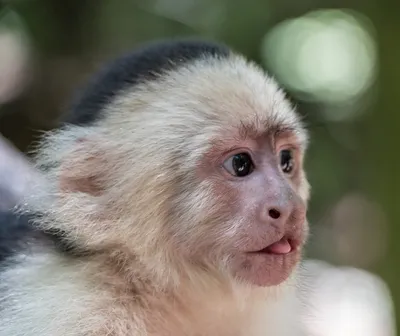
[{"xmin": 234, "ymin": 250, "xmax": 301, "ymax": 287}]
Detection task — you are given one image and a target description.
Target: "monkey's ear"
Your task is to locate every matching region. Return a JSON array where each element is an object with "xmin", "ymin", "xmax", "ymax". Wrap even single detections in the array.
[{"xmin": 58, "ymin": 138, "xmax": 108, "ymax": 197}]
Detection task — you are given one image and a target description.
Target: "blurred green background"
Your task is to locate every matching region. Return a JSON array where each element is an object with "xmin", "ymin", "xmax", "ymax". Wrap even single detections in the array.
[{"xmin": 0, "ymin": 0, "xmax": 399, "ymax": 332}]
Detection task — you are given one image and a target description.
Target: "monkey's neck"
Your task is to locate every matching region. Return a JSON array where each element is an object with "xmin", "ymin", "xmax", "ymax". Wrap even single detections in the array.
[{"xmin": 85, "ymin": 251, "xmax": 294, "ymax": 336}]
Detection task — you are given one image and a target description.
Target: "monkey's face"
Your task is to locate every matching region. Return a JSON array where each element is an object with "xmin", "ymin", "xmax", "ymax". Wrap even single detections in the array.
[
  {"xmin": 50, "ymin": 52, "xmax": 310, "ymax": 290},
  {"xmin": 170, "ymin": 125, "xmax": 309, "ymax": 288}
]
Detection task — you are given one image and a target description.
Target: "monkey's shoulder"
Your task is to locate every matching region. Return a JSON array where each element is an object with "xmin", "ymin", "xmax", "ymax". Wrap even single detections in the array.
[
  {"xmin": 0, "ymin": 249, "xmax": 106, "ymax": 335},
  {"xmin": 64, "ymin": 39, "xmax": 230, "ymax": 126}
]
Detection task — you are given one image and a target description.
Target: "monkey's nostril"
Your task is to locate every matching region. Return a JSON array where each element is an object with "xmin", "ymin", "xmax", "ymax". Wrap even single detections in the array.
[{"xmin": 268, "ymin": 208, "xmax": 281, "ymax": 219}]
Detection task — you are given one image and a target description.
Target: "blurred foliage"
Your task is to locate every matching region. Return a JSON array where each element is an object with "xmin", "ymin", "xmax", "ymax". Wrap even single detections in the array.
[{"xmin": 0, "ymin": 0, "xmax": 399, "ymax": 331}]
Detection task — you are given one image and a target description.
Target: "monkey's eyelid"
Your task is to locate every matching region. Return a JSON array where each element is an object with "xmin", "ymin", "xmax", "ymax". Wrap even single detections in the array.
[
  {"xmin": 273, "ymin": 127, "xmax": 307, "ymax": 151},
  {"xmin": 278, "ymin": 144, "xmax": 301, "ymax": 152}
]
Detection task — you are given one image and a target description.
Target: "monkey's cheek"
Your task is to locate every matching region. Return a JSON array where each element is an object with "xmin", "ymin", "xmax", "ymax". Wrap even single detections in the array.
[{"xmin": 233, "ymin": 251, "xmax": 301, "ymax": 287}]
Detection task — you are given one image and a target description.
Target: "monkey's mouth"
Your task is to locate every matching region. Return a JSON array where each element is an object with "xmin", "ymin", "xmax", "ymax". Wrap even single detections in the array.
[{"xmin": 251, "ymin": 236, "xmax": 299, "ymax": 255}]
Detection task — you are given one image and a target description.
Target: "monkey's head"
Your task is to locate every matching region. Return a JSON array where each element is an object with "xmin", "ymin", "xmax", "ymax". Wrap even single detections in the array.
[{"xmin": 33, "ymin": 40, "xmax": 310, "ymax": 289}]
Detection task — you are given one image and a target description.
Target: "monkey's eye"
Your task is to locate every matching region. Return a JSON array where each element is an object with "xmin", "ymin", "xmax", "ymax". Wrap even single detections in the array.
[
  {"xmin": 280, "ymin": 149, "xmax": 294, "ymax": 174},
  {"xmin": 223, "ymin": 153, "xmax": 254, "ymax": 177}
]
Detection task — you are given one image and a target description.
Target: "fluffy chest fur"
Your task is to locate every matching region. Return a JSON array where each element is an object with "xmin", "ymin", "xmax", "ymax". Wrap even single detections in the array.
[{"xmin": 0, "ymin": 250, "xmax": 303, "ymax": 336}]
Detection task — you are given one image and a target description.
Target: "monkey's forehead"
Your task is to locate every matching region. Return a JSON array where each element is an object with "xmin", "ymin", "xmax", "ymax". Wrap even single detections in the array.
[{"xmin": 65, "ymin": 39, "xmax": 305, "ymax": 143}]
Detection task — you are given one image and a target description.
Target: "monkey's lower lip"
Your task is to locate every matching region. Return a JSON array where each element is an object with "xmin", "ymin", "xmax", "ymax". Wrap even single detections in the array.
[
  {"xmin": 250, "ymin": 237, "xmax": 299, "ymax": 255},
  {"xmin": 238, "ymin": 236, "xmax": 302, "ymax": 287}
]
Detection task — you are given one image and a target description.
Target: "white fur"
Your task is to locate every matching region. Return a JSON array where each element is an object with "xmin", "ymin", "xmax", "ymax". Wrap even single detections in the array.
[
  {"xmin": 0, "ymin": 251, "xmax": 305, "ymax": 336},
  {"xmin": 1, "ymin": 48, "xmax": 310, "ymax": 335}
]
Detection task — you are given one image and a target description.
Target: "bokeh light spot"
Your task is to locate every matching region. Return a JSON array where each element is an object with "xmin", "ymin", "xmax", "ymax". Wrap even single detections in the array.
[{"xmin": 261, "ymin": 9, "xmax": 377, "ymax": 113}]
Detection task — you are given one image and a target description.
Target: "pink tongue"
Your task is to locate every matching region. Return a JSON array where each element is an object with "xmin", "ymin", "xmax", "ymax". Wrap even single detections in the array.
[{"xmin": 266, "ymin": 238, "xmax": 292, "ymax": 254}]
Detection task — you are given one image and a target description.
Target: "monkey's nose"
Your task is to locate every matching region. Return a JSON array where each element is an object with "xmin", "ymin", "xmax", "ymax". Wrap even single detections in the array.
[
  {"xmin": 264, "ymin": 200, "xmax": 306, "ymax": 229},
  {"xmin": 264, "ymin": 205, "xmax": 290, "ymax": 226},
  {"xmin": 268, "ymin": 208, "xmax": 281, "ymax": 220}
]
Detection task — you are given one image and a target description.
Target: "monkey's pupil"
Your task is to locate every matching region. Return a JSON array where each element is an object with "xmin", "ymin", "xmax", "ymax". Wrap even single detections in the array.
[
  {"xmin": 232, "ymin": 153, "xmax": 253, "ymax": 177},
  {"xmin": 280, "ymin": 150, "xmax": 293, "ymax": 173}
]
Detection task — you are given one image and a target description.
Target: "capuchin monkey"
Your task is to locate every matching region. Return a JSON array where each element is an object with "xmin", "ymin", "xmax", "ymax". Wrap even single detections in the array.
[{"xmin": 0, "ymin": 39, "xmax": 310, "ymax": 336}]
